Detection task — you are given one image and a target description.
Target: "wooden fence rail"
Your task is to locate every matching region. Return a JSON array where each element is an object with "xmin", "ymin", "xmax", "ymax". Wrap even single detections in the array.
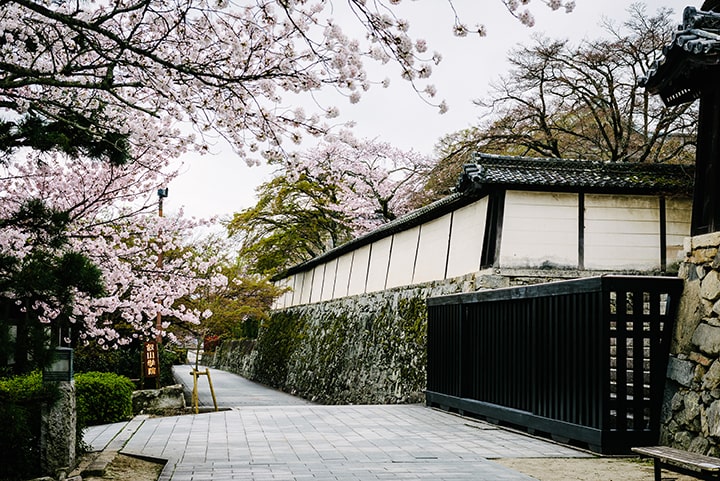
[{"xmin": 426, "ymin": 275, "xmax": 684, "ymax": 454}]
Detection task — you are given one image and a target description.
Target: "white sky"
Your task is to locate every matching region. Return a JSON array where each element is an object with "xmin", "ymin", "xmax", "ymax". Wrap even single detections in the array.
[{"xmin": 167, "ymin": 0, "xmax": 678, "ymax": 221}]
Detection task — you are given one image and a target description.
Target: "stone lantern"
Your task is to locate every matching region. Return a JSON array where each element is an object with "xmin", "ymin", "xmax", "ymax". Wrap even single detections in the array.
[{"xmin": 41, "ymin": 346, "xmax": 76, "ymax": 477}]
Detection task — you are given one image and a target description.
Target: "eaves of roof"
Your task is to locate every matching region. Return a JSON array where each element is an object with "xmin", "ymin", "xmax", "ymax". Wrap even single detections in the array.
[
  {"xmin": 460, "ymin": 153, "xmax": 695, "ymax": 196},
  {"xmin": 641, "ymin": 6, "xmax": 720, "ymax": 106}
]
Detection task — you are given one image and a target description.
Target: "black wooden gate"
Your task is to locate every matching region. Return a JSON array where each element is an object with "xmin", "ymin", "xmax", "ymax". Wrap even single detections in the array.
[{"xmin": 426, "ymin": 275, "xmax": 683, "ymax": 454}]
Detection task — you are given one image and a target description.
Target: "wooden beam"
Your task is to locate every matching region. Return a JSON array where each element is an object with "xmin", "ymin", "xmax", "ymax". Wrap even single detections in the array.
[{"xmin": 692, "ymin": 81, "xmax": 720, "ymax": 235}]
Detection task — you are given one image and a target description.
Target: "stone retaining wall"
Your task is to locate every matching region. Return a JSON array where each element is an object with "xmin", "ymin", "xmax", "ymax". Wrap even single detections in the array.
[
  {"xmin": 213, "ymin": 281, "xmax": 457, "ymax": 404},
  {"xmin": 661, "ymin": 232, "xmax": 720, "ymax": 455},
  {"xmin": 213, "ymin": 268, "xmax": 630, "ymax": 405}
]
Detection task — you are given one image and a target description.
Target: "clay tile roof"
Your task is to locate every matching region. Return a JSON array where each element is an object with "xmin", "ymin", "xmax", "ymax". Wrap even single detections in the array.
[
  {"xmin": 457, "ymin": 153, "xmax": 694, "ymax": 196},
  {"xmin": 641, "ymin": 6, "xmax": 720, "ymax": 106}
]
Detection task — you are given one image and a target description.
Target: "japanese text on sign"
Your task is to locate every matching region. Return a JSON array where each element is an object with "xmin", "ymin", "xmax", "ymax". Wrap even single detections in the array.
[{"xmin": 144, "ymin": 341, "xmax": 159, "ymax": 378}]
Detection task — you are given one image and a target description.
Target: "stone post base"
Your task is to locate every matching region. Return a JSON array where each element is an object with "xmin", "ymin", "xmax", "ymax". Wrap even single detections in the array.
[{"xmin": 41, "ymin": 381, "xmax": 76, "ymax": 476}]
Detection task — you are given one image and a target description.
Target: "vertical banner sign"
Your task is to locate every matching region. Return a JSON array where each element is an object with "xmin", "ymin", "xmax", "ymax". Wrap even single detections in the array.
[{"xmin": 144, "ymin": 341, "xmax": 159, "ymax": 378}]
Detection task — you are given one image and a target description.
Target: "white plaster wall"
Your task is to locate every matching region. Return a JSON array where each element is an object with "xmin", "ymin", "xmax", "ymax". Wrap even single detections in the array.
[
  {"xmin": 666, "ymin": 197, "xmax": 692, "ymax": 265},
  {"xmin": 276, "ymin": 191, "xmax": 691, "ymax": 307},
  {"xmin": 347, "ymin": 244, "xmax": 371, "ymax": 296},
  {"xmin": 309, "ymin": 264, "xmax": 326, "ymax": 303},
  {"xmin": 500, "ymin": 191, "xmax": 579, "ymax": 268},
  {"xmin": 282, "ymin": 275, "xmax": 295, "ymax": 307},
  {"xmin": 291, "ymin": 274, "xmax": 303, "ymax": 306},
  {"xmin": 366, "ymin": 237, "xmax": 393, "ymax": 293},
  {"xmin": 298, "ymin": 270, "xmax": 313, "ymax": 305},
  {"xmin": 386, "ymin": 227, "xmax": 420, "ymax": 289},
  {"xmin": 333, "ymin": 252, "xmax": 354, "ymax": 299},
  {"xmin": 413, "ymin": 214, "xmax": 452, "ymax": 284},
  {"xmin": 320, "ymin": 259, "xmax": 339, "ymax": 302},
  {"xmin": 584, "ymin": 194, "xmax": 660, "ymax": 270},
  {"xmin": 446, "ymin": 199, "xmax": 488, "ymax": 278},
  {"xmin": 271, "ymin": 278, "xmax": 285, "ymax": 309},
  {"xmin": 277, "ymin": 277, "xmax": 294, "ymax": 309}
]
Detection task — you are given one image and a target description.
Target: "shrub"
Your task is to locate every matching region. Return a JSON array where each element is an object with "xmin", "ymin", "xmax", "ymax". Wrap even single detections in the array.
[
  {"xmin": 0, "ymin": 369, "xmax": 44, "ymax": 401},
  {"xmin": 75, "ymin": 371, "xmax": 134, "ymax": 426},
  {"xmin": 203, "ymin": 334, "xmax": 221, "ymax": 354},
  {"xmin": 74, "ymin": 343, "xmax": 131, "ymax": 376},
  {"xmin": 159, "ymin": 345, "xmax": 185, "ymax": 386},
  {"xmin": 0, "ymin": 371, "xmax": 47, "ymax": 480},
  {"xmin": 75, "ymin": 342, "xmax": 186, "ymax": 388}
]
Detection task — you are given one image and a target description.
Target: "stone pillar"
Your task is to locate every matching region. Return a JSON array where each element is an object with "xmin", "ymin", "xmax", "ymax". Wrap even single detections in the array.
[{"xmin": 41, "ymin": 381, "xmax": 76, "ymax": 477}]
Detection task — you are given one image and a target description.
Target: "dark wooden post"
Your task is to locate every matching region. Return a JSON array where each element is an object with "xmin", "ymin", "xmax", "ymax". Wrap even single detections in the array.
[
  {"xmin": 641, "ymin": 5, "xmax": 720, "ymax": 235},
  {"xmin": 693, "ymin": 80, "xmax": 720, "ymax": 234}
]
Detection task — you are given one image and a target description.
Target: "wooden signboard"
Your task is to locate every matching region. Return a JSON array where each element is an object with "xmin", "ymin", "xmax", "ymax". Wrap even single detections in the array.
[{"xmin": 144, "ymin": 341, "xmax": 159, "ymax": 378}]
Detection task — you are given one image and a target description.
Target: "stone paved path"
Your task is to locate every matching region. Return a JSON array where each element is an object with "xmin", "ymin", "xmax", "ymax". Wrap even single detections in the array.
[{"xmin": 84, "ymin": 366, "xmax": 592, "ymax": 480}]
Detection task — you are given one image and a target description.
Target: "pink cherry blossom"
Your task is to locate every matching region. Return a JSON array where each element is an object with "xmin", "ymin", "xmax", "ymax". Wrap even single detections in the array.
[
  {"xmin": 0, "ymin": 153, "xmax": 226, "ymax": 345},
  {"xmin": 287, "ymin": 133, "xmax": 435, "ymax": 235},
  {"xmin": 0, "ymin": 0, "xmax": 575, "ymax": 167}
]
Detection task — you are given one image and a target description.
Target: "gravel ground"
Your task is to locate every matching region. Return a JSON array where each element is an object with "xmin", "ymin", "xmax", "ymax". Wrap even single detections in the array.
[
  {"xmin": 494, "ymin": 456, "xmax": 698, "ymax": 481},
  {"xmin": 80, "ymin": 453, "xmax": 164, "ymax": 481},
  {"xmin": 78, "ymin": 453, "xmax": 702, "ymax": 481}
]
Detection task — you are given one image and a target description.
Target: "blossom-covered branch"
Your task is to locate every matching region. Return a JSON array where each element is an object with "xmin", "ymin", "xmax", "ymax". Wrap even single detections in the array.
[
  {"xmin": 0, "ymin": 155, "xmax": 226, "ymax": 346},
  {"xmin": 0, "ymin": 0, "xmax": 577, "ymax": 166}
]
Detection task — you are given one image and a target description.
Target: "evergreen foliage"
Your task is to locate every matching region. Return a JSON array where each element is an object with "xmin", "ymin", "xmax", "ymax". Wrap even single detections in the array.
[
  {"xmin": 0, "ymin": 371, "xmax": 48, "ymax": 480},
  {"xmin": 0, "ymin": 113, "xmax": 130, "ymax": 166},
  {"xmin": 0, "ymin": 199, "xmax": 104, "ymax": 375},
  {"xmin": 74, "ymin": 343, "xmax": 186, "ymax": 388},
  {"xmin": 75, "ymin": 371, "xmax": 134, "ymax": 426}
]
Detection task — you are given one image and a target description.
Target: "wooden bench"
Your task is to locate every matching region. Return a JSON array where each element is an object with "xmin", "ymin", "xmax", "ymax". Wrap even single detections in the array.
[{"xmin": 632, "ymin": 446, "xmax": 720, "ymax": 481}]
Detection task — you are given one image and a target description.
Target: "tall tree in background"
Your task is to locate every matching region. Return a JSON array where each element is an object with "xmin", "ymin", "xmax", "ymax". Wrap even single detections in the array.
[
  {"xmin": 419, "ymin": 4, "xmax": 697, "ymax": 204},
  {"xmin": 288, "ymin": 135, "xmax": 435, "ymax": 233},
  {"xmin": 229, "ymin": 136, "xmax": 434, "ymax": 277},
  {"xmin": 228, "ymin": 173, "xmax": 352, "ymax": 277},
  {"xmin": 177, "ymin": 249, "xmax": 285, "ymax": 342}
]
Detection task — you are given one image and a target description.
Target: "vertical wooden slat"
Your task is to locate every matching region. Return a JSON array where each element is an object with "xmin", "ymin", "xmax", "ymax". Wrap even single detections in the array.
[
  {"xmin": 632, "ymin": 289, "xmax": 645, "ymax": 431},
  {"xmin": 649, "ymin": 290, "xmax": 663, "ymax": 428},
  {"xmin": 426, "ymin": 276, "xmax": 683, "ymax": 453}
]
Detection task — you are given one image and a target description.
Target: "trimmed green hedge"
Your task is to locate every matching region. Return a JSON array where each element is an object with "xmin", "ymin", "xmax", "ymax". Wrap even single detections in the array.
[
  {"xmin": 75, "ymin": 371, "xmax": 134, "ymax": 426},
  {"xmin": 0, "ymin": 371, "xmax": 47, "ymax": 480},
  {"xmin": 0, "ymin": 370, "xmax": 136, "ymax": 480}
]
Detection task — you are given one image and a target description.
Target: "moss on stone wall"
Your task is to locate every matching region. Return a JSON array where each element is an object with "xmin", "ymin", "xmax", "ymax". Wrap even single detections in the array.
[
  {"xmin": 252, "ymin": 310, "xmax": 307, "ymax": 389},
  {"xmin": 272, "ymin": 291, "xmax": 429, "ymax": 404},
  {"xmin": 212, "ymin": 271, "xmax": 605, "ymax": 405},
  {"xmin": 213, "ymin": 285, "xmax": 439, "ymax": 404}
]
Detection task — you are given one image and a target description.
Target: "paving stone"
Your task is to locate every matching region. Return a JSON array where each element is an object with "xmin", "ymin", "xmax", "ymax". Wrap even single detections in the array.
[{"xmin": 86, "ymin": 366, "xmax": 594, "ymax": 481}]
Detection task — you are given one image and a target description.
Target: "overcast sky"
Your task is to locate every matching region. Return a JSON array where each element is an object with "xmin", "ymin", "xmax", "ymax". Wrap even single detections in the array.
[{"xmin": 168, "ymin": 0, "xmax": 678, "ymax": 221}]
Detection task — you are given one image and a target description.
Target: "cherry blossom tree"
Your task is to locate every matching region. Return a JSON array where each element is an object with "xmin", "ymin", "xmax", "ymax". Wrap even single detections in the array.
[
  {"xmin": 0, "ymin": 0, "xmax": 576, "ymax": 167},
  {"xmin": 0, "ymin": 0, "xmax": 577, "ymax": 371},
  {"xmin": 0, "ymin": 154, "xmax": 227, "ymax": 372},
  {"xmin": 288, "ymin": 133, "xmax": 435, "ymax": 232},
  {"xmin": 228, "ymin": 135, "xmax": 434, "ymax": 276}
]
